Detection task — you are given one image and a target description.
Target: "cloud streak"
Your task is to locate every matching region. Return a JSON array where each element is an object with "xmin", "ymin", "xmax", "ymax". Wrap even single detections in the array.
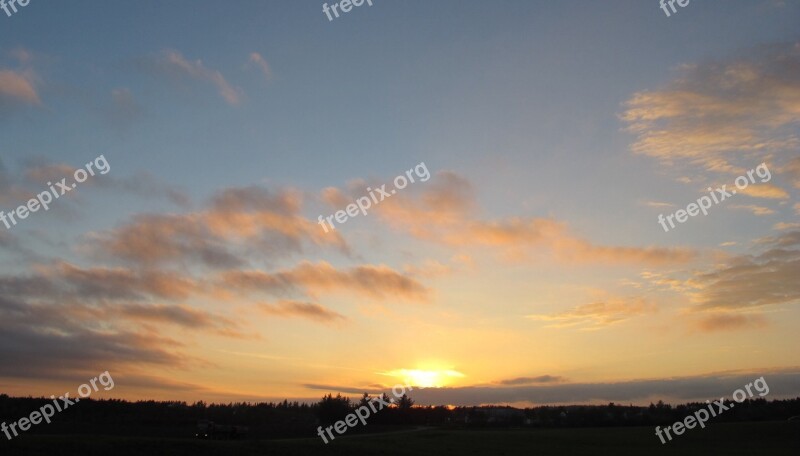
[
  {"xmin": 146, "ymin": 49, "xmax": 242, "ymax": 105},
  {"xmin": 527, "ymin": 297, "xmax": 657, "ymax": 329},
  {"xmin": 621, "ymin": 42, "xmax": 800, "ymax": 192},
  {"xmin": 328, "ymin": 170, "xmax": 698, "ymax": 266}
]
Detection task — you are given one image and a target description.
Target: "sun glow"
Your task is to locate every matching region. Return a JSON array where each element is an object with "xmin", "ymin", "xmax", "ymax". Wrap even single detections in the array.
[{"xmin": 383, "ymin": 368, "xmax": 465, "ymax": 388}]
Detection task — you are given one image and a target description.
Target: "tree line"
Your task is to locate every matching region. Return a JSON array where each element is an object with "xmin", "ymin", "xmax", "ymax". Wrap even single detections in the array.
[{"xmin": 0, "ymin": 393, "xmax": 798, "ymax": 439}]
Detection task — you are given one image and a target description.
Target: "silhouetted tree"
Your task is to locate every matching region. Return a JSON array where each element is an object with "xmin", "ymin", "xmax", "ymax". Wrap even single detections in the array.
[
  {"xmin": 317, "ymin": 394, "xmax": 351, "ymax": 425},
  {"xmin": 397, "ymin": 394, "xmax": 414, "ymax": 409}
]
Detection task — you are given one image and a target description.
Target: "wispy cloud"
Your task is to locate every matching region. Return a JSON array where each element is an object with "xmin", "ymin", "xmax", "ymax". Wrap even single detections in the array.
[
  {"xmin": 642, "ymin": 201, "xmax": 675, "ymax": 208},
  {"xmin": 90, "ymin": 185, "xmax": 347, "ymax": 269},
  {"xmin": 687, "ymin": 230, "xmax": 800, "ymax": 311},
  {"xmin": 621, "ymin": 42, "xmax": 800, "ymax": 189},
  {"xmin": 691, "ymin": 312, "xmax": 768, "ymax": 332},
  {"xmin": 221, "ymin": 261, "xmax": 429, "ymax": 302},
  {"xmin": 774, "ymin": 222, "xmax": 800, "ymax": 231},
  {"xmin": 729, "ymin": 204, "xmax": 776, "ymax": 216},
  {"xmin": 327, "ymin": 170, "xmax": 698, "ymax": 266},
  {"xmin": 259, "ymin": 300, "xmax": 347, "ymax": 324},
  {"xmin": 527, "ymin": 297, "xmax": 657, "ymax": 329},
  {"xmin": 147, "ymin": 49, "xmax": 242, "ymax": 105},
  {"xmin": 0, "ymin": 69, "xmax": 39, "ymax": 105},
  {"xmin": 248, "ymin": 52, "xmax": 272, "ymax": 80},
  {"xmin": 496, "ymin": 375, "xmax": 565, "ymax": 386}
]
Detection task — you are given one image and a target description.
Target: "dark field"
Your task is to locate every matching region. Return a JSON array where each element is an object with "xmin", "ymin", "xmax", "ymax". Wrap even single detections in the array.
[{"xmin": 2, "ymin": 421, "xmax": 798, "ymax": 456}]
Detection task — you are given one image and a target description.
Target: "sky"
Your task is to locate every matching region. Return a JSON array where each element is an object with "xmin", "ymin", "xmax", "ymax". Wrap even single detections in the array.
[{"xmin": 1, "ymin": 0, "xmax": 799, "ymax": 407}]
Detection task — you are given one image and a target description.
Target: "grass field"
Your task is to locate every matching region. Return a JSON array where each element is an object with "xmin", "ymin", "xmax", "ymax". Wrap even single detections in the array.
[{"xmin": 2, "ymin": 422, "xmax": 798, "ymax": 455}]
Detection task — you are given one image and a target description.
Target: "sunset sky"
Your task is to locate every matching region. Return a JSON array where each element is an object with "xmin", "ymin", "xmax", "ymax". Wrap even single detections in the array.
[{"xmin": 1, "ymin": 1, "xmax": 799, "ymax": 407}]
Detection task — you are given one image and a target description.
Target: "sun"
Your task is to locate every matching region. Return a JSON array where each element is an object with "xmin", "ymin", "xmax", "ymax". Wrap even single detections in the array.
[{"xmin": 383, "ymin": 368, "xmax": 465, "ymax": 388}]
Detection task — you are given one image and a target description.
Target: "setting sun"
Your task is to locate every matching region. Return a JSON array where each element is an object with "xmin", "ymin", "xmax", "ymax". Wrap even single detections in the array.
[{"xmin": 383, "ymin": 369, "xmax": 466, "ymax": 389}]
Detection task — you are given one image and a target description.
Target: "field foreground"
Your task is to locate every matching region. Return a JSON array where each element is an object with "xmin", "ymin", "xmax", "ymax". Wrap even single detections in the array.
[{"xmin": 1, "ymin": 421, "xmax": 798, "ymax": 455}]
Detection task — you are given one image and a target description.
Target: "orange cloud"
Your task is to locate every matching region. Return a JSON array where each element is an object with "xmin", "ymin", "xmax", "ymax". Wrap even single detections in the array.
[
  {"xmin": 527, "ymin": 297, "xmax": 657, "ymax": 329},
  {"xmin": 621, "ymin": 42, "xmax": 800, "ymax": 184},
  {"xmin": 33, "ymin": 261, "xmax": 204, "ymax": 302},
  {"xmin": 681, "ymin": 230, "xmax": 800, "ymax": 314},
  {"xmin": 782, "ymin": 157, "xmax": 800, "ymax": 189},
  {"xmin": 220, "ymin": 261, "xmax": 429, "ymax": 302},
  {"xmin": 0, "ymin": 69, "xmax": 39, "ymax": 105},
  {"xmin": 259, "ymin": 300, "xmax": 347, "ymax": 324},
  {"xmin": 149, "ymin": 49, "xmax": 241, "ymax": 105},
  {"xmin": 248, "ymin": 52, "xmax": 272, "ymax": 80},
  {"xmin": 737, "ymin": 183, "xmax": 789, "ymax": 200},
  {"xmin": 729, "ymin": 204, "xmax": 776, "ymax": 216},
  {"xmin": 325, "ymin": 170, "xmax": 697, "ymax": 266},
  {"xmin": 92, "ymin": 186, "xmax": 348, "ymax": 268},
  {"xmin": 691, "ymin": 312, "xmax": 768, "ymax": 332}
]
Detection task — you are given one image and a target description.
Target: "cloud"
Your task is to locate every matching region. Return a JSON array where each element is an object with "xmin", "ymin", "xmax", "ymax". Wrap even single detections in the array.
[
  {"xmin": 107, "ymin": 88, "xmax": 144, "ymax": 128},
  {"xmin": 221, "ymin": 261, "xmax": 429, "ymax": 302},
  {"xmin": 403, "ymin": 368, "xmax": 800, "ymax": 406},
  {"xmin": 303, "ymin": 383, "xmax": 383, "ymax": 395},
  {"xmin": 643, "ymin": 201, "xmax": 675, "ymax": 208},
  {"xmin": 782, "ymin": 157, "xmax": 800, "ymax": 189},
  {"xmin": 453, "ymin": 216, "xmax": 696, "ymax": 265},
  {"xmin": 9, "ymin": 48, "xmax": 33, "ymax": 65},
  {"xmin": 47, "ymin": 261, "xmax": 202, "ymax": 301},
  {"xmin": 0, "ymin": 255, "xmax": 252, "ymax": 381},
  {"xmin": 0, "ymin": 69, "xmax": 40, "ymax": 105},
  {"xmin": 119, "ymin": 303, "xmax": 240, "ymax": 333},
  {"xmin": 329, "ymin": 170, "xmax": 697, "ymax": 266},
  {"xmin": 18, "ymin": 158, "xmax": 190, "ymax": 207},
  {"xmin": 691, "ymin": 312, "xmax": 768, "ymax": 332},
  {"xmin": 497, "ymin": 375, "xmax": 565, "ymax": 386},
  {"xmin": 0, "ymin": 157, "xmax": 189, "ymax": 212},
  {"xmin": 774, "ymin": 222, "xmax": 800, "ymax": 231},
  {"xmin": 259, "ymin": 300, "xmax": 347, "ymax": 324},
  {"xmin": 91, "ymin": 186, "xmax": 347, "ymax": 268},
  {"xmin": 102, "ymin": 172, "xmax": 191, "ymax": 206},
  {"xmin": 2, "ymin": 262, "xmax": 192, "ymax": 302},
  {"xmin": 621, "ymin": 42, "xmax": 800, "ymax": 182},
  {"xmin": 737, "ymin": 183, "xmax": 790, "ymax": 200},
  {"xmin": 147, "ymin": 49, "xmax": 241, "ymax": 105},
  {"xmin": 729, "ymin": 204, "xmax": 776, "ymax": 216},
  {"xmin": 56, "ymin": 300, "xmax": 246, "ymax": 338},
  {"xmin": 527, "ymin": 297, "xmax": 657, "ymax": 329},
  {"xmin": 686, "ymin": 230, "xmax": 800, "ymax": 311},
  {"xmin": 0, "ymin": 295, "xmax": 187, "ymax": 379},
  {"xmin": 248, "ymin": 52, "xmax": 272, "ymax": 80}
]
